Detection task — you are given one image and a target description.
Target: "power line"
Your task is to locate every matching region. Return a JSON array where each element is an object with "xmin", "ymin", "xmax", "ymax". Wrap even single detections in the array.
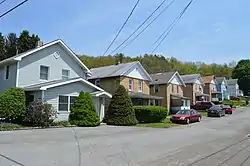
[
  {"xmin": 152, "ymin": 0, "xmax": 194, "ymax": 53},
  {"xmin": 0, "ymin": 0, "xmax": 7, "ymax": 5},
  {"xmin": 102, "ymin": 0, "xmax": 140, "ymax": 56},
  {"xmin": 0, "ymin": 0, "xmax": 28, "ymax": 19},
  {"xmin": 118, "ymin": 0, "xmax": 176, "ymax": 52},
  {"xmin": 108, "ymin": 0, "xmax": 169, "ymax": 55}
]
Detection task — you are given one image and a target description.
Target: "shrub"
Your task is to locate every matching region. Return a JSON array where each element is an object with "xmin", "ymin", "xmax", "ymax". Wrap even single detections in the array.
[
  {"xmin": 24, "ymin": 100, "xmax": 56, "ymax": 127},
  {"xmin": 134, "ymin": 106, "xmax": 168, "ymax": 123},
  {"xmin": 69, "ymin": 92, "xmax": 100, "ymax": 127},
  {"xmin": 0, "ymin": 88, "xmax": 26, "ymax": 124},
  {"xmin": 104, "ymin": 85, "xmax": 138, "ymax": 126}
]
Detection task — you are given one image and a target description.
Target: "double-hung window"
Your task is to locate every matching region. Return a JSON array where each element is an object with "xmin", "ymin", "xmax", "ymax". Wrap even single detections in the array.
[
  {"xmin": 58, "ymin": 96, "xmax": 77, "ymax": 112},
  {"xmin": 40, "ymin": 66, "xmax": 49, "ymax": 80},
  {"xmin": 62, "ymin": 69, "xmax": 70, "ymax": 80},
  {"xmin": 138, "ymin": 80, "xmax": 142, "ymax": 92},
  {"xmin": 129, "ymin": 79, "xmax": 134, "ymax": 91}
]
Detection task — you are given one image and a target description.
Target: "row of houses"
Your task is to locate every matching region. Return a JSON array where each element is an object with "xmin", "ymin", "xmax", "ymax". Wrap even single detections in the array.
[{"xmin": 0, "ymin": 40, "xmax": 243, "ymax": 121}]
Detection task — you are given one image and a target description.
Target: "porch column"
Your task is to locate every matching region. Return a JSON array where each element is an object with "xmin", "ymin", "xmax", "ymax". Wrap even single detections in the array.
[{"xmin": 148, "ymin": 99, "xmax": 151, "ymax": 106}]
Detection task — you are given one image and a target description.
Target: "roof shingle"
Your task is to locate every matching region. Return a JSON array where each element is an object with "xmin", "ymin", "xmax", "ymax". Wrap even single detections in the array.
[{"xmin": 150, "ymin": 72, "xmax": 176, "ymax": 84}]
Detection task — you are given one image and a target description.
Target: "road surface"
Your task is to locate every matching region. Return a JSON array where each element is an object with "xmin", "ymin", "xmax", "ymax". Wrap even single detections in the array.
[{"xmin": 0, "ymin": 108, "xmax": 250, "ymax": 166}]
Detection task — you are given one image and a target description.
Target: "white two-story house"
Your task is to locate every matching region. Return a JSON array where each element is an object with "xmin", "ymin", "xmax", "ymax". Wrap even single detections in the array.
[{"xmin": 0, "ymin": 40, "xmax": 111, "ymax": 121}]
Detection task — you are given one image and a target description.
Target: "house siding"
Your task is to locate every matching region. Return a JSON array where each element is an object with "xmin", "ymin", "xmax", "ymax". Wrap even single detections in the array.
[
  {"xmin": 0, "ymin": 62, "xmax": 17, "ymax": 93},
  {"xmin": 150, "ymin": 84, "xmax": 167, "ymax": 106},
  {"xmin": 120, "ymin": 76, "xmax": 150, "ymax": 94},
  {"xmin": 183, "ymin": 84, "xmax": 195, "ymax": 104},
  {"xmin": 43, "ymin": 82, "xmax": 98, "ymax": 121},
  {"xmin": 18, "ymin": 44, "xmax": 87, "ymax": 87}
]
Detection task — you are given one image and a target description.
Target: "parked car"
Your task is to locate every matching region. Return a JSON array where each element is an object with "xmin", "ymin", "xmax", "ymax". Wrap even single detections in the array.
[
  {"xmin": 207, "ymin": 105, "xmax": 225, "ymax": 117},
  {"xmin": 191, "ymin": 101, "xmax": 215, "ymax": 110},
  {"xmin": 222, "ymin": 105, "xmax": 233, "ymax": 114},
  {"xmin": 170, "ymin": 109, "xmax": 201, "ymax": 124}
]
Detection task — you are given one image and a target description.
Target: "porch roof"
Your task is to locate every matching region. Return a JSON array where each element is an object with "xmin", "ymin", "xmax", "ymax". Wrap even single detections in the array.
[
  {"xmin": 195, "ymin": 93, "xmax": 210, "ymax": 97},
  {"xmin": 170, "ymin": 94, "xmax": 190, "ymax": 100},
  {"xmin": 129, "ymin": 92, "xmax": 164, "ymax": 100},
  {"xmin": 211, "ymin": 91, "xmax": 222, "ymax": 94}
]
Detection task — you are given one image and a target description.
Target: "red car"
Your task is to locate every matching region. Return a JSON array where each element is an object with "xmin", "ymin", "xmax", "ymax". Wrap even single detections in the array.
[
  {"xmin": 222, "ymin": 105, "xmax": 233, "ymax": 114},
  {"xmin": 170, "ymin": 109, "xmax": 201, "ymax": 124}
]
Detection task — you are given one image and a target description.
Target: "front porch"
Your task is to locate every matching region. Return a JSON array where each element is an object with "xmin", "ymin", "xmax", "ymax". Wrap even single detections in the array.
[
  {"xmin": 195, "ymin": 93, "xmax": 210, "ymax": 103},
  {"xmin": 170, "ymin": 95, "xmax": 191, "ymax": 114},
  {"xmin": 129, "ymin": 92, "xmax": 164, "ymax": 106},
  {"xmin": 211, "ymin": 92, "xmax": 223, "ymax": 104}
]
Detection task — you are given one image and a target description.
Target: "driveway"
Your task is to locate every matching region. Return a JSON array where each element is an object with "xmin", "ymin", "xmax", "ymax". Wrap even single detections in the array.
[{"xmin": 0, "ymin": 108, "xmax": 250, "ymax": 166}]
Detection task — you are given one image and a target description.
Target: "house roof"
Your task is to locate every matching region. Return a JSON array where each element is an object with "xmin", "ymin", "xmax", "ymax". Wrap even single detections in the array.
[
  {"xmin": 150, "ymin": 71, "xmax": 186, "ymax": 86},
  {"xmin": 23, "ymin": 77, "xmax": 112, "ymax": 98},
  {"xmin": 227, "ymin": 79, "xmax": 238, "ymax": 85},
  {"xmin": 129, "ymin": 91, "xmax": 164, "ymax": 100},
  {"xmin": 88, "ymin": 61, "xmax": 152, "ymax": 81},
  {"xmin": 0, "ymin": 39, "xmax": 91, "ymax": 74},
  {"xmin": 216, "ymin": 77, "xmax": 226, "ymax": 84},
  {"xmin": 181, "ymin": 74, "xmax": 202, "ymax": 84},
  {"xmin": 202, "ymin": 75, "xmax": 215, "ymax": 84}
]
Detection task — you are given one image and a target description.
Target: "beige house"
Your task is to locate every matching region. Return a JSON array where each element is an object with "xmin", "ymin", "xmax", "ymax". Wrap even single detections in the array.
[
  {"xmin": 87, "ymin": 61, "xmax": 163, "ymax": 109},
  {"xmin": 203, "ymin": 75, "xmax": 221, "ymax": 102},
  {"xmin": 150, "ymin": 71, "xmax": 190, "ymax": 113},
  {"xmin": 181, "ymin": 74, "xmax": 209, "ymax": 105}
]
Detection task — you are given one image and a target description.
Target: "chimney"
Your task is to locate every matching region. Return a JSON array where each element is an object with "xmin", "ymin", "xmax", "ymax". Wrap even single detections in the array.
[{"xmin": 36, "ymin": 41, "xmax": 43, "ymax": 47}]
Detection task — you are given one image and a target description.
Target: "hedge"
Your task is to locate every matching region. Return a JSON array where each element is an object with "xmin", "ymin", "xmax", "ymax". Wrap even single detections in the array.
[{"xmin": 134, "ymin": 106, "xmax": 168, "ymax": 123}]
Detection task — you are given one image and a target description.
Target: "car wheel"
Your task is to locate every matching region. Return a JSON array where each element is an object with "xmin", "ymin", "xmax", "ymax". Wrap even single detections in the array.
[
  {"xmin": 186, "ymin": 118, "xmax": 190, "ymax": 124},
  {"xmin": 197, "ymin": 117, "xmax": 201, "ymax": 122}
]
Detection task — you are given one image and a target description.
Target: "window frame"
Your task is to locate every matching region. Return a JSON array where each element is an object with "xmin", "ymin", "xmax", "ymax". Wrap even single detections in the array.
[
  {"xmin": 4, "ymin": 65, "xmax": 9, "ymax": 80},
  {"xmin": 128, "ymin": 79, "xmax": 134, "ymax": 91},
  {"xmin": 177, "ymin": 85, "xmax": 179, "ymax": 93},
  {"xmin": 40, "ymin": 65, "xmax": 49, "ymax": 80},
  {"xmin": 95, "ymin": 79, "xmax": 101, "ymax": 87},
  {"xmin": 171, "ymin": 84, "xmax": 174, "ymax": 93},
  {"xmin": 58, "ymin": 95, "xmax": 78, "ymax": 112},
  {"xmin": 138, "ymin": 80, "xmax": 143, "ymax": 92},
  {"xmin": 155, "ymin": 85, "xmax": 159, "ymax": 93},
  {"xmin": 62, "ymin": 69, "xmax": 70, "ymax": 80}
]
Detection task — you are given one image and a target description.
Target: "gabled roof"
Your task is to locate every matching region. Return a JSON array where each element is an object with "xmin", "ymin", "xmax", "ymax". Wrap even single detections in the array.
[
  {"xmin": 23, "ymin": 77, "xmax": 112, "ymax": 98},
  {"xmin": 150, "ymin": 71, "xmax": 186, "ymax": 86},
  {"xmin": 227, "ymin": 79, "xmax": 238, "ymax": 85},
  {"xmin": 88, "ymin": 61, "xmax": 152, "ymax": 81},
  {"xmin": 0, "ymin": 39, "xmax": 91, "ymax": 74},
  {"xmin": 216, "ymin": 77, "xmax": 227, "ymax": 85},
  {"xmin": 203, "ymin": 75, "xmax": 216, "ymax": 84},
  {"xmin": 181, "ymin": 74, "xmax": 204, "ymax": 85}
]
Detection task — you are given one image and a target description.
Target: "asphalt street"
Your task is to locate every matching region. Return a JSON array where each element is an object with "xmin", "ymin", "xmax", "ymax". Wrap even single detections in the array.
[{"xmin": 0, "ymin": 107, "xmax": 250, "ymax": 166}]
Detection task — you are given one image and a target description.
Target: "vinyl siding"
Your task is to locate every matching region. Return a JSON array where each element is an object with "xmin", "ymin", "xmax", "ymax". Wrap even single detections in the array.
[
  {"xmin": 18, "ymin": 44, "xmax": 87, "ymax": 87},
  {"xmin": 0, "ymin": 62, "xmax": 17, "ymax": 93},
  {"xmin": 43, "ymin": 82, "xmax": 97, "ymax": 121}
]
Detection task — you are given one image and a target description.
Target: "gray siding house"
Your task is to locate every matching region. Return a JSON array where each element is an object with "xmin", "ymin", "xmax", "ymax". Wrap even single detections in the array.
[
  {"xmin": 227, "ymin": 79, "xmax": 241, "ymax": 97},
  {"xmin": 0, "ymin": 40, "xmax": 111, "ymax": 121}
]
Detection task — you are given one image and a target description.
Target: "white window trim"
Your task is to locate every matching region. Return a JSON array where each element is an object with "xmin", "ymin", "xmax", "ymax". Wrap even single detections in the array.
[
  {"xmin": 58, "ymin": 95, "xmax": 78, "ymax": 113},
  {"xmin": 138, "ymin": 80, "xmax": 142, "ymax": 92},
  {"xmin": 62, "ymin": 69, "xmax": 70, "ymax": 79},
  {"xmin": 40, "ymin": 65, "xmax": 50, "ymax": 80},
  {"xmin": 128, "ymin": 79, "xmax": 134, "ymax": 91},
  {"xmin": 4, "ymin": 65, "xmax": 10, "ymax": 80}
]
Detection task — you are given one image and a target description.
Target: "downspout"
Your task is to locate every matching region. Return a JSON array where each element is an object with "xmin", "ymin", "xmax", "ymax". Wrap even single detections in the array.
[{"xmin": 41, "ymin": 90, "xmax": 45, "ymax": 101}]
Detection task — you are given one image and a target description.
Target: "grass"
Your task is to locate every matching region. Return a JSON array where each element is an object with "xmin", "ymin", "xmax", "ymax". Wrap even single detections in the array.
[
  {"xmin": 0, "ymin": 122, "xmax": 27, "ymax": 131},
  {"xmin": 197, "ymin": 110, "xmax": 207, "ymax": 117},
  {"xmin": 223, "ymin": 100, "xmax": 247, "ymax": 107},
  {"xmin": 136, "ymin": 118, "xmax": 180, "ymax": 128}
]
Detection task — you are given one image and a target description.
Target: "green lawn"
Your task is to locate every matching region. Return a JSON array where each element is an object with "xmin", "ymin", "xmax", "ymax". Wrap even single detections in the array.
[
  {"xmin": 136, "ymin": 118, "xmax": 180, "ymax": 128},
  {"xmin": 198, "ymin": 111, "xmax": 207, "ymax": 117},
  {"xmin": 223, "ymin": 100, "xmax": 247, "ymax": 107}
]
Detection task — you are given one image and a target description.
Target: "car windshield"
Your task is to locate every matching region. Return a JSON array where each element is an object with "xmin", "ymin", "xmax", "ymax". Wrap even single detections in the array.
[
  {"xmin": 176, "ymin": 110, "xmax": 190, "ymax": 115},
  {"xmin": 209, "ymin": 106, "xmax": 221, "ymax": 110}
]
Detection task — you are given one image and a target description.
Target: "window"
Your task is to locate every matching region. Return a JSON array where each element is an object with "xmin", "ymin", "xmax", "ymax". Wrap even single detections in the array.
[
  {"xmin": 195, "ymin": 84, "xmax": 198, "ymax": 91},
  {"xmin": 177, "ymin": 85, "xmax": 179, "ymax": 93},
  {"xmin": 138, "ymin": 80, "xmax": 142, "ymax": 92},
  {"xmin": 129, "ymin": 79, "xmax": 133, "ymax": 91},
  {"xmin": 171, "ymin": 84, "xmax": 174, "ymax": 93},
  {"xmin": 40, "ymin": 66, "xmax": 49, "ymax": 80},
  {"xmin": 62, "ymin": 69, "xmax": 70, "ymax": 80},
  {"xmin": 155, "ymin": 85, "xmax": 159, "ymax": 93},
  {"xmin": 58, "ymin": 96, "xmax": 77, "ymax": 112},
  {"xmin": 95, "ymin": 79, "xmax": 101, "ymax": 87},
  {"xmin": 5, "ymin": 65, "xmax": 9, "ymax": 80}
]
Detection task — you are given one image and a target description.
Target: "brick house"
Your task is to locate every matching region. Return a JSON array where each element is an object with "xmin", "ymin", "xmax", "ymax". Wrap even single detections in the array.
[
  {"xmin": 181, "ymin": 74, "xmax": 209, "ymax": 105},
  {"xmin": 87, "ymin": 61, "xmax": 163, "ymax": 109},
  {"xmin": 203, "ymin": 75, "xmax": 221, "ymax": 102},
  {"xmin": 150, "ymin": 71, "xmax": 190, "ymax": 113}
]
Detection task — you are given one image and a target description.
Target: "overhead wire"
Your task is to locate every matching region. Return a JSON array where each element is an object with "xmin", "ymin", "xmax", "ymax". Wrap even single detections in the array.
[
  {"xmin": 102, "ymin": 0, "xmax": 140, "ymax": 56},
  {"xmin": 151, "ymin": 0, "xmax": 194, "ymax": 53},
  {"xmin": 0, "ymin": 0, "xmax": 28, "ymax": 19},
  {"xmin": 0, "ymin": 0, "xmax": 6, "ymax": 5},
  {"xmin": 108, "ymin": 0, "xmax": 169, "ymax": 55},
  {"xmin": 118, "ymin": 0, "xmax": 177, "ymax": 52}
]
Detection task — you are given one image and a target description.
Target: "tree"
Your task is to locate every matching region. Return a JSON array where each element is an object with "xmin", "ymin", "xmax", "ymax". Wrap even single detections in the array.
[
  {"xmin": 0, "ymin": 33, "xmax": 6, "ymax": 60},
  {"xmin": 5, "ymin": 33, "xmax": 18, "ymax": 59},
  {"xmin": 18, "ymin": 30, "xmax": 40, "ymax": 53},
  {"xmin": 69, "ymin": 92, "xmax": 100, "ymax": 127},
  {"xmin": 232, "ymin": 59, "xmax": 250, "ymax": 95},
  {"xmin": 105, "ymin": 85, "xmax": 138, "ymax": 126}
]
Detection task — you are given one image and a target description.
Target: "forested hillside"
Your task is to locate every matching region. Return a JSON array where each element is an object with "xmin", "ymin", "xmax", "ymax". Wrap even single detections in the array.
[{"xmin": 80, "ymin": 53, "xmax": 233, "ymax": 78}]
